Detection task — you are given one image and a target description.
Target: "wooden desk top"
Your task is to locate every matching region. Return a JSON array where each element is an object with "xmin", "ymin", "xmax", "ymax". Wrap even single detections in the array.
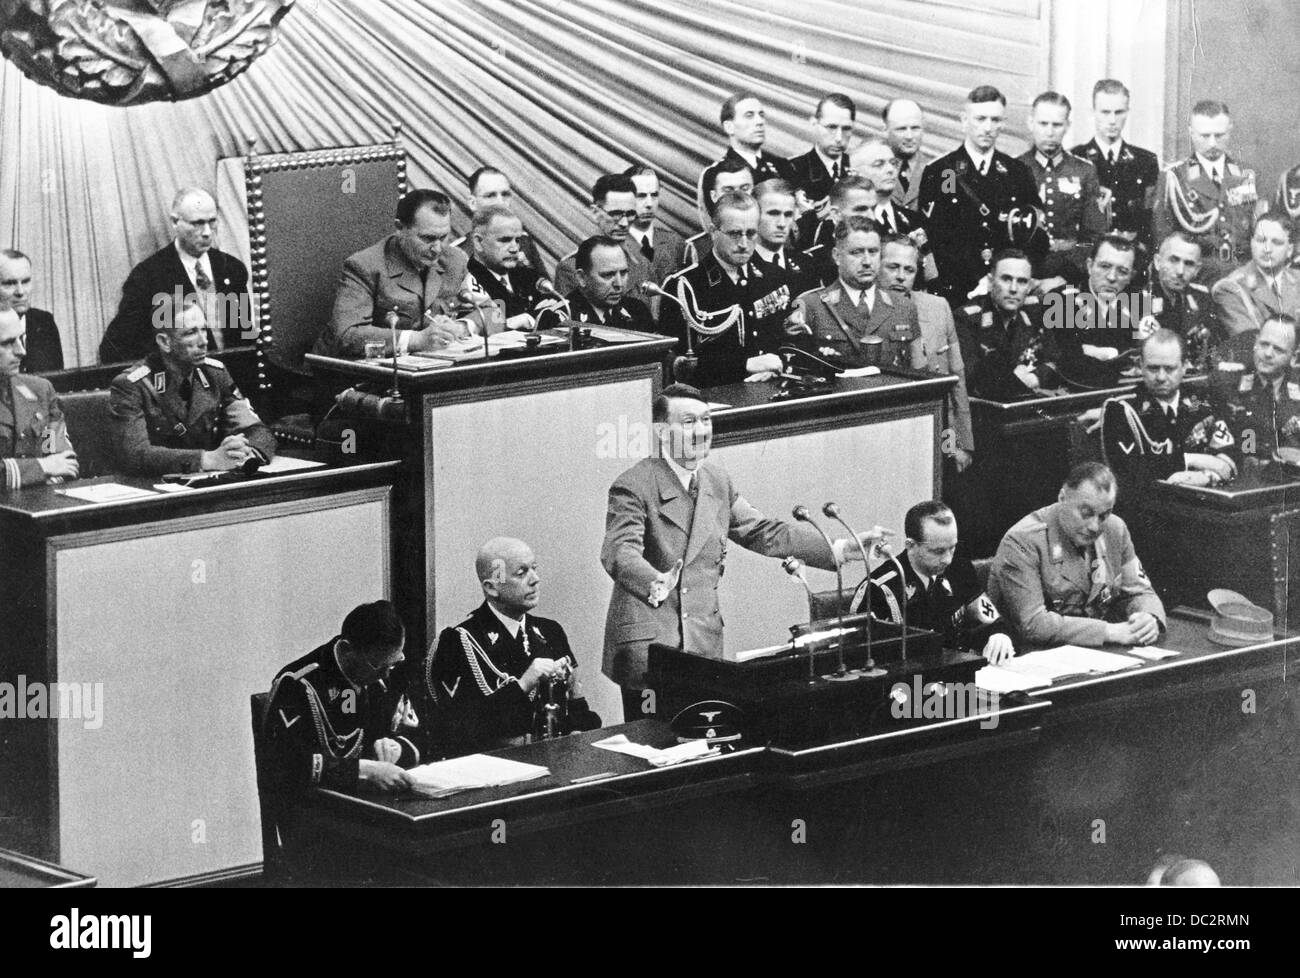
[{"xmin": 1152, "ymin": 465, "xmax": 1300, "ymax": 512}]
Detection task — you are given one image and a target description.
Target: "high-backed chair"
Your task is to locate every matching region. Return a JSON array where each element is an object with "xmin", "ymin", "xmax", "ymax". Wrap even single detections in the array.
[
  {"xmin": 242, "ymin": 139, "xmax": 408, "ymax": 420},
  {"xmin": 59, "ymin": 389, "xmax": 115, "ymax": 478}
]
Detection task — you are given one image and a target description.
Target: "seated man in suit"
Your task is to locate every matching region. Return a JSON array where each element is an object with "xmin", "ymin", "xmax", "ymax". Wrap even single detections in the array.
[
  {"xmin": 954, "ymin": 249, "xmax": 1056, "ymax": 399},
  {"xmin": 463, "ymin": 205, "xmax": 562, "ymax": 330},
  {"xmin": 1212, "ymin": 212, "xmax": 1300, "ymax": 338},
  {"xmin": 851, "ymin": 500, "xmax": 1013, "ymax": 664},
  {"xmin": 878, "ymin": 234, "xmax": 973, "ymax": 471},
  {"xmin": 1102, "ymin": 329, "xmax": 1235, "ymax": 501},
  {"xmin": 108, "ymin": 296, "xmax": 276, "ymax": 476},
  {"xmin": 553, "ymin": 236, "xmax": 654, "ymax": 332},
  {"xmin": 554, "ymin": 174, "xmax": 652, "ymax": 299},
  {"xmin": 1, "ymin": 308, "xmax": 77, "ymax": 488},
  {"xmin": 789, "ymin": 217, "xmax": 923, "ymax": 372},
  {"xmin": 1213, "ymin": 313, "xmax": 1300, "ymax": 463},
  {"xmin": 265, "ymin": 600, "xmax": 421, "ymax": 813},
  {"xmin": 99, "ymin": 188, "xmax": 252, "ymax": 363},
  {"xmin": 426, "ymin": 537, "xmax": 600, "ymax": 754},
  {"xmin": 601, "ymin": 382, "xmax": 881, "ymax": 719},
  {"xmin": 313, "ymin": 189, "xmax": 472, "ymax": 359},
  {"xmin": 988, "ymin": 461, "xmax": 1166, "ymax": 648},
  {"xmin": 0, "ymin": 250, "xmax": 63, "ymax": 373},
  {"xmin": 452, "ymin": 165, "xmax": 550, "ymax": 280},
  {"xmin": 1047, "ymin": 233, "xmax": 1141, "ymax": 389}
]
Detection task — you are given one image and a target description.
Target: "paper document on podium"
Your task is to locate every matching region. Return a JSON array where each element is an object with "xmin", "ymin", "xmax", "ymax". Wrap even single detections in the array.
[
  {"xmin": 406, "ymin": 754, "xmax": 550, "ymax": 797},
  {"xmin": 591, "ymin": 734, "xmax": 717, "ymax": 766},
  {"xmin": 1000, "ymin": 645, "xmax": 1143, "ymax": 684},
  {"xmin": 974, "ymin": 665, "xmax": 1052, "ymax": 693},
  {"xmin": 56, "ymin": 483, "xmax": 158, "ymax": 503}
]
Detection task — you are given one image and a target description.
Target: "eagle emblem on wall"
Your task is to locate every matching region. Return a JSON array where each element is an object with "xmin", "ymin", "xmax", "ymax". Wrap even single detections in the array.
[{"xmin": 0, "ymin": 0, "xmax": 295, "ymax": 105}]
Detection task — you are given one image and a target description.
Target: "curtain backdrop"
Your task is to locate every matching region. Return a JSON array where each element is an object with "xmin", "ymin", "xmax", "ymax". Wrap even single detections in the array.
[{"xmin": 2, "ymin": 0, "xmax": 1060, "ymax": 366}]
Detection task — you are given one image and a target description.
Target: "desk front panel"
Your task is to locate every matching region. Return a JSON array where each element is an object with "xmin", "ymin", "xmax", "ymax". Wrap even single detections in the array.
[{"xmin": 49, "ymin": 487, "xmax": 391, "ymax": 886}]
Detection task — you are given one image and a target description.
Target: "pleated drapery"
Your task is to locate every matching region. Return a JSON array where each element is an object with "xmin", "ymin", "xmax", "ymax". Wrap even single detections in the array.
[{"xmin": 2, "ymin": 0, "xmax": 1052, "ymax": 366}]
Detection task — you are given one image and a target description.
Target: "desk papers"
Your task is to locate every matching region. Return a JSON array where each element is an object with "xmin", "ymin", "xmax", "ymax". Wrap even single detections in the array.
[
  {"xmin": 1000, "ymin": 646, "xmax": 1143, "ymax": 683},
  {"xmin": 55, "ymin": 483, "xmax": 158, "ymax": 503},
  {"xmin": 839, "ymin": 366, "xmax": 882, "ymax": 378},
  {"xmin": 591, "ymin": 734, "xmax": 717, "ymax": 766},
  {"xmin": 1127, "ymin": 646, "xmax": 1181, "ymax": 661},
  {"xmin": 260, "ymin": 456, "xmax": 326, "ymax": 474},
  {"xmin": 974, "ymin": 666, "xmax": 1052, "ymax": 693},
  {"xmin": 407, "ymin": 754, "xmax": 549, "ymax": 798}
]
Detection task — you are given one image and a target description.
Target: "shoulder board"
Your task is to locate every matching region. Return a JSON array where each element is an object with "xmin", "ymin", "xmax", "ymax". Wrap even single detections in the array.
[
  {"xmin": 668, "ymin": 263, "xmax": 699, "ymax": 282},
  {"xmin": 1228, "ymin": 162, "xmax": 1242, "ymax": 177},
  {"xmin": 962, "ymin": 304, "xmax": 981, "ymax": 315},
  {"xmin": 821, "ymin": 287, "xmax": 842, "ymax": 304},
  {"xmin": 13, "ymin": 381, "xmax": 36, "ymax": 401},
  {"xmin": 879, "ymin": 288, "xmax": 895, "ymax": 306},
  {"xmin": 126, "ymin": 364, "xmax": 150, "ymax": 383},
  {"xmin": 1188, "ymin": 282, "xmax": 1209, "ymax": 294},
  {"xmin": 1239, "ymin": 375, "xmax": 1254, "ymax": 392},
  {"xmin": 203, "ymin": 357, "xmax": 226, "ymax": 370},
  {"xmin": 1023, "ymin": 294, "xmax": 1041, "ymax": 305},
  {"xmin": 1289, "ymin": 383, "xmax": 1300, "ymax": 399},
  {"xmin": 874, "ymin": 569, "xmax": 898, "ymax": 586},
  {"xmin": 1060, "ymin": 286, "xmax": 1078, "ymax": 296}
]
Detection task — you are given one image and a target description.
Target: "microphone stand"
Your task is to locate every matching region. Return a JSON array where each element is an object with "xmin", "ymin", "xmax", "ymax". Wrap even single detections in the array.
[
  {"xmin": 782, "ymin": 557, "xmax": 818, "ymax": 684},
  {"xmin": 793, "ymin": 505, "xmax": 857, "ymax": 681},
  {"xmin": 823, "ymin": 503, "xmax": 886, "ymax": 678},
  {"xmin": 385, "ymin": 307, "xmax": 403, "ymax": 402}
]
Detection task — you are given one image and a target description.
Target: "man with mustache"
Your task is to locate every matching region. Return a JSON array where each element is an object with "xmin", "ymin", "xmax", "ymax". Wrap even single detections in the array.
[{"xmin": 988, "ymin": 461, "xmax": 1165, "ymax": 648}]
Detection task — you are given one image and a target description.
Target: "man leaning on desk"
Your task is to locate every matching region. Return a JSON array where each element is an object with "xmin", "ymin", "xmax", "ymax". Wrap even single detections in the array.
[
  {"xmin": 107, "ymin": 296, "xmax": 276, "ymax": 476},
  {"xmin": 988, "ymin": 461, "xmax": 1166, "ymax": 648},
  {"xmin": 312, "ymin": 189, "xmax": 474, "ymax": 359}
]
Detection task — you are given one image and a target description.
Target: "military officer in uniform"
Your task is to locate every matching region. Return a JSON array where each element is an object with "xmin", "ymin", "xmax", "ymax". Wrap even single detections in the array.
[
  {"xmin": 1273, "ymin": 161, "xmax": 1300, "ymax": 236},
  {"xmin": 988, "ymin": 461, "xmax": 1166, "ymax": 648},
  {"xmin": 752, "ymin": 179, "xmax": 818, "ymax": 300},
  {"xmin": 1214, "ymin": 314, "xmax": 1300, "ymax": 463},
  {"xmin": 1211, "ymin": 212, "xmax": 1300, "ymax": 338},
  {"xmin": 660, "ymin": 192, "xmax": 794, "ymax": 387},
  {"xmin": 954, "ymin": 249, "xmax": 1055, "ymax": 400},
  {"xmin": 918, "ymin": 85, "xmax": 1046, "ymax": 302},
  {"xmin": 1154, "ymin": 100, "xmax": 1263, "ymax": 283},
  {"xmin": 553, "ymin": 236, "xmax": 655, "ymax": 333},
  {"xmin": 0, "ymin": 308, "xmax": 77, "ymax": 489},
  {"xmin": 883, "ymin": 98, "xmax": 927, "ymax": 211},
  {"xmin": 802, "ymin": 174, "xmax": 879, "ymax": 286},
  {"xmin": 789, "ymin": 217, "xmax": 923, "ymax": 372},
  {"xmin": 108, "ymin": 297, "xmax": 276, "ymax": 476},
  {"xmin": 1020, "ymin": 92, "xmax": 1108, "ymax": 287},
  {"xmin": 1071, "ymin": 79, "xmax": 1160, "ymax": 272},
  {"xmin": 851, "ymin": 501, "xmax": 1013, "ymax": 663},
  {"xmin": 426, "ymin": 537, "xmax": 600, "ymax": 754},
  {"xmin": 1048, "ymin": 234, "xmax": 1141, "ymax": 389},
  {"xmin": 1138, "ymin": 232, "xmax": 1218, "ymax": 370},
  {"xmin": 1102, "ymin": 329, "xmax": 1235, "ymax": 505}
]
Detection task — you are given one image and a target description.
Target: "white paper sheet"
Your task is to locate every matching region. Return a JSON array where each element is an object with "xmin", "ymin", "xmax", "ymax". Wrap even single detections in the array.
[
  {"xmin": 56, "ymin": 483, "xmax": 158, "ymax": 503},
  {"xmin": 406, "ymin": 754, "xmax": 550, "ymax": 797}
]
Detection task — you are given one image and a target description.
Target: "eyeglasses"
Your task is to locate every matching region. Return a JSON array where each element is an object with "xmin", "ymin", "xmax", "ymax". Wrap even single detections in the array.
[
  {"xmin": 598, "ymin": 207, "xmax": 636, "ymax": 223},
  {"xmin": 717, "ymin": 228, "xmax": 760, "ymax": 242}
]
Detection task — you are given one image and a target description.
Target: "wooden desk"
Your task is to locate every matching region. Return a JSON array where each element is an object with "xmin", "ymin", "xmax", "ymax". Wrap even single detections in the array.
[
  {"xmin": 1138, "ymin": 468, "xmax": 1300, "ymax": 631},
  {"xmin": 0, "ymin": 460, "xmax": 399, "ymax": 886}
]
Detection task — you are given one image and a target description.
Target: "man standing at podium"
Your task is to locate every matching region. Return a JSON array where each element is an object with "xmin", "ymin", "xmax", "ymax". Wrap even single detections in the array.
[{"xmin": 601, "ymin": 383, "xmax": 878, "ymax": 720}]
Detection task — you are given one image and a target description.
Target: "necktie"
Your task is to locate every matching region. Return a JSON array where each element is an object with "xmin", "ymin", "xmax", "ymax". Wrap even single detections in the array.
[
  {"xmin": 1211, "ymin": 166, "xmax": 1222, "ymax": 188},
  {"xmin": 875, "ymin": 205, "xmax": 894, "ymax": 233},
  {"xmin": 1107, "ymin": 148, "xmax": 1117, "ymax": 166},
  {"xmin": 520, "ymin": 617, "xmax": 530, "ymax": 658},
  {"xmin": 640, "ymin": 234, "xmax": 654, "ymax": 262},
  {"xmin": 775, "ymin": 250, "xmax": 786, "ymax": 270},
  {"xmin": 1044, "ymin": 156, "xmax": 1055, "ymax": 173},
  {"xmin": 179, "ymin": 372, "xmax": 193, "ymax": 404},
  {"xmin": 1165, "ymin": 405, "xmax": 1176, "ymax": 425},
  {"xmin": 194, "ymin": 262, "xmax": 223, "ymax": 350},
  {"xmin": 687, "ymin": 472, "xmax": 698, "ymax": 502},
  {"xmin": 737, "ymin": 266, "xmax": 748, "ymax": 288},
  {"xmin": 194, "ymin": 263, "xmax": 212, "ymax": 292},
  {"xmin": 832, "ymin": 158, "xmax": 844, "ymax": 181},
  {"xmin": 899, "ymin": 169, "xmax": 910, "ymax": 193},
  {"xmin": 979, "ymin": 159, "xmax": 989, "ymax": 177}
]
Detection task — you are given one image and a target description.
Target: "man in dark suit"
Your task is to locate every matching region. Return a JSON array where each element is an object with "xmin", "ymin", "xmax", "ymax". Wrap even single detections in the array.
[
  {"xmin": 601, "ymin": 382, "xmax": 879, "ymax": 719},
  {"xmin": 851, "ymin": 501, "xmax": 1012, "ymax": 663},
  {"xmin": 0, "ymin": 250, "xmax": 63, "ymax": 373},
  {"xmin": 884, "ymin": 98, "xmax": 927, "ymax": 211},
  {"xmin": 1047, "ymin": 234, "xmax": 1142, "ymax": 389},
  {"xmin": 463, "ymin": 205, "xmax": 554, "ymax": 329},
  {"xmin": 919, "ymin": 85, "xmax": 1046, "ymax": 303},
  {"xmin": 789, "ymin": 217, "xmax": 924, "ymax": 372},
  {"xmin": 624, "ymin": 164, "xmax": 688, "ymax": 289},
  {"xmin": 558, "ymin": 236, "xmax": 654, "ymax": 333},
  {"xmin": 108, "ymin": 297, "xmax": 276, "ymax": 476},
  {"xmin": 697, "ymin": 92, "xmax": 791, "ymax": 226},
  {"xmin": 1154, "ymin": 100, "xmax": 1263, "ymax": 283},
  {"xmin": 425, "ymin": 537, "xmax": 600, "ymax": 754},
  {"xmin": 1071, "ymin": 79, "xmax": 1160, "ymax": 270},
  {"xmin": 788, "ymin": 93, "xmax": 857, "ymax": 246},
  {"xmin": 554, "ymin": 174, "xmax": 653, "ymax": 300},
  {"xmin": 752, "ymin": 179, "xmax": 818, "ymax": 300},
  {"xmin": 849, "ymin": 137, "xmax": 935, "ymax": 288},
  {"xmin": 1, "ymin": 308, "xmax": 78, "ymax": 488},
  {"xmin": 99, "ymin": 188, "xmax": 252, "ymax": 364},
  {"xmin": 313, "ymin": 189, "xmax": 470, "ymax": 359}
]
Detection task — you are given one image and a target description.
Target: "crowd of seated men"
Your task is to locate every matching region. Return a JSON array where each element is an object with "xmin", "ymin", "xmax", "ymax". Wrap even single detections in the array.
[{"xmin": 5, "ymin": 77, "xmax": 1299, "ymax": 838}]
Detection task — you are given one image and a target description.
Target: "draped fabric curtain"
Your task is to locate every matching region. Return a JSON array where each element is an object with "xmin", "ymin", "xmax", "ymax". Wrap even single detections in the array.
[{"xmin": 1, "ymin": 0, "xmax": 1053, "ymax": 366}]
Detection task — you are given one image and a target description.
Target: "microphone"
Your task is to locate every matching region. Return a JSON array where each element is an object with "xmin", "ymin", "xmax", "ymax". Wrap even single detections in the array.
[
  {"xmin": 823, "ymin": 503, "xmax": 888, "ymax": 677},
  {"xmin": 783, "ymin": 556, "xmax": 818, "ymax": 684},
  {"xmin": 537, "ymin": 278, "xmax": 565, "ymax": 301},
  {"xmin": 875, "ymin": 538, "xmax": 911, "ymax": 664},
  {"xmin": 384, "ymin": 307, "xmax": 402, "ymax": 399},
  {"xmin": 793, "ymin": 505, "xmax": 852, "ymax": 680}
]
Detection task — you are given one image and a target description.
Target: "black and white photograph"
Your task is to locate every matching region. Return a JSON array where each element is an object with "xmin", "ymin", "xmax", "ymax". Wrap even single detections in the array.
[{"xmin": 0, "ymin": 0, "xmax": 1291, "ymax": 944}]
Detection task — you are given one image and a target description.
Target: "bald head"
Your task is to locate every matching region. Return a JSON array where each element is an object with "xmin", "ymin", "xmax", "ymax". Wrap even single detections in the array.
[
  {"xmin": 476, "ymin": 537, "xmax": 540, "ymax": 618},
  {"xmin": 171, "ymin": 188, "xmax": 218, "ymax": 258},
  {"xmin": 883, "ymin": 99, "xmax": 925, "ymax": 160}
]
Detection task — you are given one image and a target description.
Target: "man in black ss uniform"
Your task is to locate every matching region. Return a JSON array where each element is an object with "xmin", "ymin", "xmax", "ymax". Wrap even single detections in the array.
[
  {"xmin": 555, "ymin": 236, "xmax": 655, "ymax": 333},
  {"xmin": 787, "ymin": 92, "xmax": 857, "ymax": 247},
  {"xmin": 919, "ymin": 85, "xmax": 1046, "ymax": 303},
  {"xmin": 955, "ymin": 249, "xmax": 1056, "ymax": 400},
  {"xmin": 425, "ymin": 537, "xmax": 599, "ymax": 754},
  {"xmin": 1137, "ymin": 232, "xmax": 1218, "ymax": 370},
  {"xmin": 851, "ymin": 500, "xmax": 1014, "ymax": 663},
  {"xmin": 752, "ymin": 179, "xmax": 818, "ymax": 300},
  {"xmin": 697, "ymin": 91, "xmax": 791, "ymax": 223}
]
